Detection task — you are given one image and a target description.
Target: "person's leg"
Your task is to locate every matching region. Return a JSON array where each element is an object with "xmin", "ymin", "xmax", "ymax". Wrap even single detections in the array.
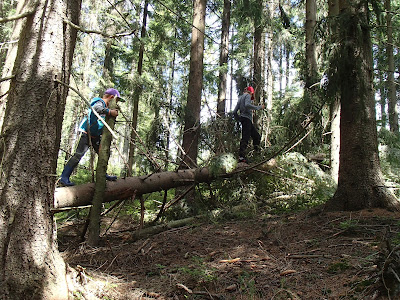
[
  {"xmin": 250, "ymin": 123, "xmax": 261, "ymax": 152},
  {"xmin": 91, "ymin": 135, "xmax": 101, "ymax": 154},
  {"xmin": 60, "ymin": 133, "xmax": 90, "ymax": 186},
  {"xmin": 239, "ymin": 117, "xmax": 252, "ymax": 159}
]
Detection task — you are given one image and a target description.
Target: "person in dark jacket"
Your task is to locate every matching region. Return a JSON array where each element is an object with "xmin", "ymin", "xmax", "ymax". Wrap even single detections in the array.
[
  {"xmin": 59, "ymin": 88, "xmax": 123, "ymax": 186},
  {"xmin": 233, "ymin": 86, "xmax": 265, "ymax": 163}
]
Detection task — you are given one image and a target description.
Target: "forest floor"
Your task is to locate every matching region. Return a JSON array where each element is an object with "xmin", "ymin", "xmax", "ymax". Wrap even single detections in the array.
[{"xmin": 58, "ymin": 207, "xmax": 400, "ymax": 300}]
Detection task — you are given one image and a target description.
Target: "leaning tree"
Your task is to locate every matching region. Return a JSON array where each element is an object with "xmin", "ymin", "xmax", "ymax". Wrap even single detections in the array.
[{"xmin": 0, "ymin": 0, "xmax": 81, "ymax": 298}]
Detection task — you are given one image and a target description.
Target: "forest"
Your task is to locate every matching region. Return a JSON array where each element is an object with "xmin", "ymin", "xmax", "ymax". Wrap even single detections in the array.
[{"xmin": 1, "ymin": 0, "xmax": 400, "ymax": 299}]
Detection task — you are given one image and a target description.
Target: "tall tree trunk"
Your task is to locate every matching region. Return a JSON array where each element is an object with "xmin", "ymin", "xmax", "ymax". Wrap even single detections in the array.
[
  {"xmin": 279, "ymin": 45, "xmax": 283, "ymax": 100},
  {"xmin": 0, "ymin": 1, "xmax": 29, "ymax": 130},
  {"xmin": 252, "ymin": 0, "xmax": 265, "ymax": 133},
  {"xmin": 164, "ymin": 27, "xmax": 177, "ymax": 170},
  {"xmin": 305, "ymin": 0, "xmax": 317, "ymax": 88},
  {"xmin": 253, "ymin": 0, "xmax": 264, "ymax": 103},
  {"xmin": 216, "ymin": 0, "xmax": 230, "ymax": 117},
  {"xmin": 181, "ymin": 0, "xmax": 206, "ymax": 169},
  {"xmin": 328, "ymin": 0, "xmax": 340, "ymax": 183},
  {"xmin": 285, "ymin": 45, "xmax": 290, "ymax": 91},
  {"xmin": 179, "ymin": 0, "xmax": 206, "ymax": 212},
  {"xmin": 385, "ymin": 0, "xmax": 398, "ymax": 132},
  {"xmin": 128, "ymin": 0, "xmax": 149, "ymax": 176},
  {"xmin": 326, "ymin": 1, "xmax": 398, "ymax": 211},
  {"xmin": 378, "ymin": 52, "xmax": 387, "ymax": 128},
  {"xmin": 330, "ymin": 97, "xmax": 340, "ymax": 183},
  {"xmin": 264, "ymin": 2, "xmax": 275, "ymax": 146},
  {"xmin": 0, "ymin": 0, "xmax": 81, "ymax": 298}
]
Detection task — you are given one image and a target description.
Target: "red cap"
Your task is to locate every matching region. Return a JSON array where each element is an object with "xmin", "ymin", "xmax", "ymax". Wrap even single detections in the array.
[
  {"xmin": 246, "ymin": 86, "xmax": 255, "ymax": 94},
  {"xmin": 246, "ymin": 86, "xmax": 255, "ymax": 99}
]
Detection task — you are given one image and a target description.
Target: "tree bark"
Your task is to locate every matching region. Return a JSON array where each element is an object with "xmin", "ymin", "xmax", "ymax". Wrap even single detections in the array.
[
  {"xmin": 179, "ymin": 0, "xmax": 206, "ymax": 212},
  {"xmin": 326, "ymin": 1, "xmax": 399, "ymax": 211},
  {"xmin": 253, "ymin": 0, "xmax": 264, "ymax": 104},
  {"xmin": 328, "ymin": 0, "xmax": 340, "ymax": 184},
  {"xmin": 385, "ymin": 0, "xmax": 398, "ymax": 133},
  {"xmin": 263, "ymin": 2, "xmax": 276, "ymax": 147},
  {"xmin": 0, "ymin": 2, "xmax": 35, "ymax": 130},
  {"xmin": 128, "ymin": 0, "xmax": 149, "ymax": 175},
  {"xmin": 216, "ymin": 0, "xmax": 230, "ymax": 117},
  {"xmin": 0, "ymin": 0, "xmax": 81, "ymax": 298},
  {"xmin": 305, "ymin": 0, "xmax": 317, "ymax": 88},
  {"xmin": 54, "ymin": 167, "xmax": 213, "ymax": 209},
  {"xmin": 87, "ymin": 98, "xmax": 117, "ymax": 246},
  {"xmin": 330, "ymin": 98, "xmax": 340, "ymax": 184},
  {"xmin": 181, "ymin": 0, "xmax": 206, "ymax": 169}
]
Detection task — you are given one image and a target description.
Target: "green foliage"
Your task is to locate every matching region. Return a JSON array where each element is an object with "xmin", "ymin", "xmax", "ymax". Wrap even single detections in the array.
[
  {"xmin": 237, "ymin": 271, "xmax": 258, "ymax": 297},
  {"xmin": 261, "ymin": 152, "xmax": 336, "ymax": 213},
  {"xmin": 199, "ymin": 115, "xmax": 241, "ymax": 161},
  {"xmin": 378, "ymin": 129, "xmax": 400, "ymax": 197},
  {"xmin": 0, "ymin": 1, "xmax": 16, "ymax": 76},
  {"xmin": 208, "ymin": 153, "xmax": 238, "ymax": 176},
  {"xmin": 208, "ymin": 150, "xmax": 336, "ymax": 219},
  {"xmin": 339, "ymin": 219, "xmax": 359, "ymax": 231},
  {"xmin": 327, "ymin": 260, "xmax": 351, "ymax": 274},
  {"xmin": 178, "ymin": 256, "xmax": 218, "ymax": 283}
]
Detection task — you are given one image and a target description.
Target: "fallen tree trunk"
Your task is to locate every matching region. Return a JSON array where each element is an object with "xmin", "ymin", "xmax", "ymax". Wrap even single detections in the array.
[
  {"xmin": 54, "ymin": 167, "xmax": 213, "ymax": 209},
  {"xmin": 54, "ymin": 159, "xmax": 277, "ymax": 210}
]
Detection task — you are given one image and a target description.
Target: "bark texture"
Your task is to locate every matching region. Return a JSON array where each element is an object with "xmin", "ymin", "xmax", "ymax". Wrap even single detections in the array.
[
  {"xmin": 328, "ymin": 0, "xmax": 340, "ymax": 184},
  {"xmin": 0, "ymin": 0, "xmax": 80, "ymax": 298},
  {"xmin": 216, "ymin": 0, "xmax": 230, "ymax": 117},
  {"xmin": 128, "ymin": 0, "xmax": 148, "ymax": 174},
  {"xmin": 87, "ymin": 99, "xmax": 117, "ymax": 246},
  {"xmin": 326, "ymin": 1, "xmax": 399, "ymax": 211},
  {"xmin": 54, "ymin": 168, "xmax": 212, "ymax": 209},
  {"xmin": 385, "ymin": 0, "xmax": 398, "ymax": 133},
  {"xmin": 253, "ymin": 0, "xmax": 264, "ymax": 104},
  {"xmin": 0, "ymin": 2, "xmax": 35, "ymax": 129},
  {"xmin": 305, "ymin": 0, "xmax": 317, "ymax": 88},
  {"xmin": 181, "ymin": 0, "xmax": 206, "ymax": 169}
]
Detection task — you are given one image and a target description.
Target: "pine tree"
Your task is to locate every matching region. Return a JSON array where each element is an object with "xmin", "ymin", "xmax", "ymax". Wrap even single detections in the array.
[{"xmin": 0, "ymin": 0, "xmax": 81, "ymax": 297}]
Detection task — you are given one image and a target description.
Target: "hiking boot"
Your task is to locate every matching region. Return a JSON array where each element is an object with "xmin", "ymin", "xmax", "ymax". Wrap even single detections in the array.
[
  {"xmin": 59, "ymin": 177, "xmax": 75, "ymax": 186},
  {"xmin": 59, "ymin": 166, "xmax": 75, "ymax": 186}
]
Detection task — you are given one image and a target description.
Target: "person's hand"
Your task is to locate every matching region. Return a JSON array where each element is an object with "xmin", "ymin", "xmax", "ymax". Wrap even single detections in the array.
[
  {"xmin": 261, "ymin": 104, "xmax": 265, "ymax": 109},
  {"xmin": 109, "ymin": 109, "xmax": 118, "ymax": 117}
]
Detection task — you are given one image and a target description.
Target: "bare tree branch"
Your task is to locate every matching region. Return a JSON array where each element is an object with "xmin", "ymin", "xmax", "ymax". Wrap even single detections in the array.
[
  {"xmin": 0, "ymin": 75, "xmax": 15, "ymax": 83},
  {"xmin": 0, "ymin": 10, "xmax": 35, "ymax": 24},
  {"xmin": 63, "ymin": 19, "xmax": 136, "ymax": 38}
]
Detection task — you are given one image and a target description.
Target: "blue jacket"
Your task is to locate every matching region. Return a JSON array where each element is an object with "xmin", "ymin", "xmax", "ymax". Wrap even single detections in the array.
[{"xmin": 79, "ymin": 97, "xmax": 110, "ymax": 136}]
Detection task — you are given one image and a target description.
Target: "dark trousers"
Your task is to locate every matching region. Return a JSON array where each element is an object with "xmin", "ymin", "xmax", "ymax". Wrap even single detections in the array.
[
  {"xmin": 239, "ymin": 117, "xmax": 261, "ymax": 157},
  {"xmin": 65, "ymin": 132, "xmax": 101, "ymax": 170}
]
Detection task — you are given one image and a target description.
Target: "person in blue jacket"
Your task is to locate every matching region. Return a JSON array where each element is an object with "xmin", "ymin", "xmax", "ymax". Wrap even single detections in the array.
[
  {"xmin": 59, "ymin": 88, "xmax": 123, "ymax": 186},
  {"xmin": 233, "ymin": 86, "xmax": 265, "ymax": 163}
]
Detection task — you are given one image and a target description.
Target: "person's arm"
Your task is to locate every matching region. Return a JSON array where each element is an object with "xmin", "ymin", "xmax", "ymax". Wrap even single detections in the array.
[
  {"xmin": 92, "ymin": 101, "xmax": 118, "ymax": 117},
  {"xmin": 243, "ymin": 94, "xmax": 263, "ymax": 111}
]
